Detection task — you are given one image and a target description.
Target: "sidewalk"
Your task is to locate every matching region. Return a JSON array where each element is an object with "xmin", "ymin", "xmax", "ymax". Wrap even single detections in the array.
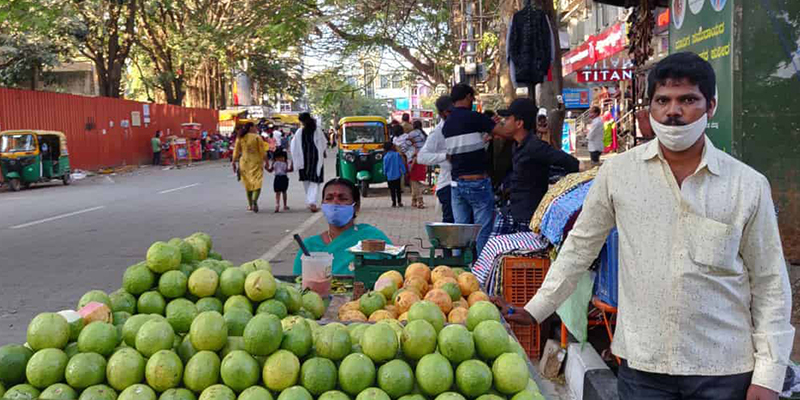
[{"xmin": 357, "ymin": 186, "xmax": 440, "ymax": 246}]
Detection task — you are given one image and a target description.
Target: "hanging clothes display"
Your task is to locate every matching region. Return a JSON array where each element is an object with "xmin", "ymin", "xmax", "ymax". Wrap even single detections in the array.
[{"xmin": 506, "ymin": 1, "xmax": 554, "ymax": 87}]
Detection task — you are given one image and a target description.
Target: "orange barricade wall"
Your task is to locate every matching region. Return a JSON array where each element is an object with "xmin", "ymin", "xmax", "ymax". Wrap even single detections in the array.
[{"xmin": 0, "ymin": 88, "xmax": 218, "ymax": 171}]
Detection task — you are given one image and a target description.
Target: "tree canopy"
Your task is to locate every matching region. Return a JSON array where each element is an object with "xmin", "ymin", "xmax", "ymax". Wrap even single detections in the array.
[{"xmin": 0, "ymin": 0, "xmax": 464, "ymax": 110}]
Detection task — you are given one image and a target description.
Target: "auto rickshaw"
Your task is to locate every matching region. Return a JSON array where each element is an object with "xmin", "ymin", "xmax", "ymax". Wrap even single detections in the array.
[
  {"xmin": 335, "ymin": 116, "xmax": 390, "ymax": 197},
  {"xmin": 0, "ymin": 130, "xmax": 72, "ymax": 191}
]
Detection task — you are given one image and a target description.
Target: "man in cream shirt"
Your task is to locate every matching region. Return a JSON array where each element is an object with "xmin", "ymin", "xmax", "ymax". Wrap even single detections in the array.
[
  {"xmin": 418, "ymin": 95, "xmax": 454, "ymax": 223},
  {"xmin": 496, "ymin": 52, "xmax": 793, "ymax": 399}
]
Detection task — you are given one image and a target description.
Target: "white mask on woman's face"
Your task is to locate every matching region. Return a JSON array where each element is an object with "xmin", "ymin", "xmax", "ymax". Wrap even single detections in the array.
[{"xmin": 649, "ymin": 113, "xmax": 707, "ymax": 152}]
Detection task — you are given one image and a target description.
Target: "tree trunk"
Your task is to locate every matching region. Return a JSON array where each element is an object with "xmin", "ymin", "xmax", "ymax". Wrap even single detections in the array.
[
  {"xmin": 535, "ymin": 0, "xmax": 565, "ymax": 149},
  {"xmin": 97, "ymin": 57, "xmax": 125, "ymax": 98},
  {"xmin": 31, "ymin": 64, "xmax": 39, "ymax": 91}
]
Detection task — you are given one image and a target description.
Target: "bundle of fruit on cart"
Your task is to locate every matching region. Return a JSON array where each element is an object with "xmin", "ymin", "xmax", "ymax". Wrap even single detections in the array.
[
  {"xmin": 339, "ymin": 264, "xmax": 492, "ymax": 325},
  {"xmin": 0, "ymin": 234, "xmax": 545, "ymax": 400}
]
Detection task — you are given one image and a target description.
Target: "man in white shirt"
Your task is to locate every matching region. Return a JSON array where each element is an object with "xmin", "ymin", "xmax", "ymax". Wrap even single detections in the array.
[
  {"xmin": 417, "ymin": 95, "xmax": 454, "ymax": 222},
  {"xmin": 495, "ymin": 52, "xmax": 793, "ymax": 400},
  {"xmin": 586, "ymin": 106, "xmax": 604, "ymax": 164},
  {"xmin": 272, "ymin": 126, "xmax": 283, "ymax": 149}
]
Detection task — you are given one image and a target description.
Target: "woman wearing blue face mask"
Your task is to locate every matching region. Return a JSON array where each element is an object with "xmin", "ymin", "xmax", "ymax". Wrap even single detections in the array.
[{"xmin": 293, "ymin": 178, "xmax": 392, "ymax": 275}]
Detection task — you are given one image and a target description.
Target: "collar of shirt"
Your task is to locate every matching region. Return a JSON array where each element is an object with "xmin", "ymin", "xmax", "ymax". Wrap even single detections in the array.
[
  {"xmin": 640, "ymin": 135, "xmax": 721, "ymax": 176},
  {"xmin": 512, "ymin": 130, "xmax": 534, "ymax": 151}
]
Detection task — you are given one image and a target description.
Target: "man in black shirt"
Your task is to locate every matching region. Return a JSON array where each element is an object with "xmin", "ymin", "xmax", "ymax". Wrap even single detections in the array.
[
  {"xmin": 443, "ymin": 83, "xmax": 507, "ymax": 257},
  {"xmin": 497, "ymin": 98, "xmax": 580, "ymax": 230}
]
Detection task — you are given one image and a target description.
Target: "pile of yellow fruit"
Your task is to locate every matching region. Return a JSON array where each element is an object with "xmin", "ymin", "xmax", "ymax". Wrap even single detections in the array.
[{"xmin": 339, "ymin": 264, "xmax": 492, "ymax": 324}]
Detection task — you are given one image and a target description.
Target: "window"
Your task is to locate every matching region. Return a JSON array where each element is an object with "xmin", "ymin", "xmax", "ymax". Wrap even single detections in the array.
[
  {"xmin": 280, "ymin": 101, "xmax": 292, "ymax": 112},
  {"xmin": 1, "ymin": 134, "xmax": 35, "ymax": 153},
  {"xmin": 392, "ymin": 74, "xmax": 404, "ymax": 89},
  {"xmin": 380, "ymin": 75, "xmax": 390, "ymax": 89},
  {"xmin": 342, "ymin": 122, "xmax": 386, "ymax": 144}
]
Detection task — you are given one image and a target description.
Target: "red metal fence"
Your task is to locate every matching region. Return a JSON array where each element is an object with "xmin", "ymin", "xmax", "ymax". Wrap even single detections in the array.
[{"xmin": 0, "ymin": 88, "xmax": 218, "ymax": 171}]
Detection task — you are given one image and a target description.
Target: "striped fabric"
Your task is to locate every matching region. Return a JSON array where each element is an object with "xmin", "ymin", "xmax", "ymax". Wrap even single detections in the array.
[
  {"xmin": 473, "ymin": 232, "xmax": 549, "ymax": 286},
  {"xmin": 445, "ymin": 132, "xmax": 486, "ymax": 155}
]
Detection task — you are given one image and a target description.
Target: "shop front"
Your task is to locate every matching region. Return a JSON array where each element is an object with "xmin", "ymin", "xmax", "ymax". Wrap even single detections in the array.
[{"xmin": 560, "ymin": 21, "xmax": 635, "ymax": 155}]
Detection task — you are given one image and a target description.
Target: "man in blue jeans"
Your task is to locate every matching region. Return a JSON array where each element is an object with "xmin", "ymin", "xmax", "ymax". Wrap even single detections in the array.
[{"xmin": 443, "ymin": 84, "xmax": 507, "ymax": 257}]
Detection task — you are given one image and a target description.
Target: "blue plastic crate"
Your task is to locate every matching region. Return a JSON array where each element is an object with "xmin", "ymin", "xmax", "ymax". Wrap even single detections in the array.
[{"xmin": 593, "ymin": 228, "xmax": 619, "ymax": 308}]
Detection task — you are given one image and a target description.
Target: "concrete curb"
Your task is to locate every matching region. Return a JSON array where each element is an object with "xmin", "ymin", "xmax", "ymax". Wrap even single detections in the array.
[{"xmin": 564, "ymin": 343, "xmax": 618, "ymax": 400}]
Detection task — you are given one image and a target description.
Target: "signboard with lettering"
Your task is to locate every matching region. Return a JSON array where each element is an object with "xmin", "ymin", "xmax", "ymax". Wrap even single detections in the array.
[
  {"xmin": 562, "ymin": 40, "xmax": 596, "ymax": 76},
  {"xmin": 593, "ymin": 23, "xmax": 627, "ymax": 61},
  {"xmin": 143, "ymin": 104, "xmax": 151, "ymax": 124},
  {"xmin": 577, "ymin": 69, "xmax": 633, "ymax": 82},
  {"xmin": 562, "ymin": 22, "xmax": 628, "ymax": 77},
  {"xmin": 562, "ymin": 88, "xmax": 592, "ymax": 109},
  {"xmin": 670, "ymin": 0, "xmax": 733, "ymax": 151},
  {"xmin": 131, "ymin": 112, "xmax": 141, "ymax": 127}
]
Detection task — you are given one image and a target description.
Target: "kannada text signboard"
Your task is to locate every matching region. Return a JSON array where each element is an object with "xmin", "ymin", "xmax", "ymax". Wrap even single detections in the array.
[{"xmin": 670, "ymin": 0, "xmax": 734, "ymax": 152}]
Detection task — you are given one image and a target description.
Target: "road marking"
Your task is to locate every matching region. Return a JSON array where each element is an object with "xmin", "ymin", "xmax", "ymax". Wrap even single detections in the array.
[
  {"xmin": 159, "ymin": 183, "xmax": 200, "ymax": 194},
  {"xmin": 0, "ymin": 196, "xmax": 31, "ymax": 202},
  {"xmin": 260, "ymin": 212, "xmax": 325, "ymax": 262},
  {"xmin": 10, "ymin": 206, "xmax": 106, "ymax": 230}
]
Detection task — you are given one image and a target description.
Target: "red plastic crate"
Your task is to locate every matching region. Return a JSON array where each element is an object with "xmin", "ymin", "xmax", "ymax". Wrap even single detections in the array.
[
  {"xmin": 510, "ymin": 321, "xmax": 543, "ymax": 360},
  {"xmin": 501, "ymin": 256, "xmax": 551, "ymax": 307}
]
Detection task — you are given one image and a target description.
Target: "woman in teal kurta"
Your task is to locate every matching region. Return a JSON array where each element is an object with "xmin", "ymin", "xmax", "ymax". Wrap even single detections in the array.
[{"xmin": 293, "ymin": 178, "xmax": 392, "ymax": 275}]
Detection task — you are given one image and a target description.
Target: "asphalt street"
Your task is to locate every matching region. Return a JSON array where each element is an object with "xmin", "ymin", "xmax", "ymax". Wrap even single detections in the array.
[{"xmin": 0, "ymin": 155, "xmax": 340, "ymax": 345}]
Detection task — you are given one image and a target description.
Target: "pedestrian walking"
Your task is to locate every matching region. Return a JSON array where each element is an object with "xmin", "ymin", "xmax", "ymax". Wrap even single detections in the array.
[
  {"xmin": 273, "ymin": 127, "xmax": 284, "ymax": 150},
  {"xmin": 442, "ymin": 83, "xmax": 507, "ymax": 257},
  {"xmin": 382, "ymin": 141, "xmax": 406, "ymax": 207},
  {"xmin": 267, "ymin": 149, "xmax": 292, "ymax": 213},
  {"xmin": 392, "ymin": 124, "xmax": 411, "ymax": 158},
  {"xmin": 232, "ymin": 122, "xmax": 267, "ymax": 213},
  {"xmin": 401, "ymin": 113, "xmax": 413, "ymax": 133},
  {"xmin": 418, "ymin": 95, "xmax": 455, "ymax": 222},
  {"xmin": 407, "ymin": 121, "xmax": 428, "ymax": 208},
  {"xmin": 495, "ymin": 98, "xmax": 579, "ymax": 232},
  {"xmin": 290, "ymin": 112, "xmax": 327, "ymax": 212},
  {"xmin": 494, "ymin": 52, "xmax": 793, "ymax": 400},
  {"xmin": 391, "ymin": 124, "xmax": 410, "ymax": 192},
  {"xmin": 535, "ymin": 108, "xmax": 550, "ymax": 144},
  {"xmin": 266, "ymin": 132, "xmax": 277, "ymax": 161},
  {"xmin": 586, "ymin": 106, "xmax": 604, "ymax": 164},
  {"xmin": 151, "ymin": 131, "xmax": 162, "ymax": 166}
]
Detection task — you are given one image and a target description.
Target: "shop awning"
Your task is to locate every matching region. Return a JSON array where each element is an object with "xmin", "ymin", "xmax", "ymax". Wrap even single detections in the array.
[
  {"xmin": 592, "ymin": 0, "xmax": 667, "ymax": 7},
  {"xmin": 271, "ymin": 114, "xmax": 301, "ymax": 125},
  {"xmin": 219, "ymin": 109, "xmax": 247, "ymax": 122}
]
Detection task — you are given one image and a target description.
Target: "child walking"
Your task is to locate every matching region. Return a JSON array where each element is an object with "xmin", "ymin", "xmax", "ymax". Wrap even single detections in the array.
[
  {"xmin": 267, "ymin": 149, "xmax": 293, "ymax": 213},
  {"xmin": 382, "ymin": 142, "xmax": 406, "ymax": 207}
]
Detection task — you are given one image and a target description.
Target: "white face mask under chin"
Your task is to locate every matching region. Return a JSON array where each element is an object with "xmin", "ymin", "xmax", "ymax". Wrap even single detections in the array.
[{"xmin": 649, "ymin": 113, "xmax": 708, "ymax": 152}]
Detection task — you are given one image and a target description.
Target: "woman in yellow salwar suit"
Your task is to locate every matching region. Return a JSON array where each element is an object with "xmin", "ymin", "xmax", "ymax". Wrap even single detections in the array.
[{"xmin": 232, "ymin": 122, "xmax": 268, "ymax": 212}]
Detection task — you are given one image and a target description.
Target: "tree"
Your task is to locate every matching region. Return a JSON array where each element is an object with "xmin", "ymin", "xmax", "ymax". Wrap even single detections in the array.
[
  {"xmin": 134, "ymin": 0, "xmax": 187, "ymax": 105},
  {"xmin": 247, "ymin": 50, "xmax": 306, "ymax": 107},
  {"xmin": 0, "ymin": 35, "xmax": 62, "ymax": 90},
  {"xmin": 131, "ymin": 0, "xmax": 312, "ymax": 108},
  {"xmin": 308, "ymin": 0, "xmax": 458, "ymax": 87},
  {"xmin": 0, "ymin": 0, "xmax": 72, "ymax": 89},
  {"xmin": 62, "ymin": 0, "xmax": 138, "ymax": 98},
  {"xmin": 307, "ymin": 68, "xmax": 389, "ymax": 130}
]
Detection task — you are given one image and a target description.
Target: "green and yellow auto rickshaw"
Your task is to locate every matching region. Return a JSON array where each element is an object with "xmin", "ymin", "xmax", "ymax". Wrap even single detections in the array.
[
  {"xmin": 335, "ymin": 116, "xmax": 390, "ymax": 197},
  {"xmin": 0, "ymin": 130, "xmax": 72, "ymax": 191}
]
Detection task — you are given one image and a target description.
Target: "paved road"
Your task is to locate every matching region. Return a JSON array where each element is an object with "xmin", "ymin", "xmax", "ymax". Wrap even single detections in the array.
[{"xmin": 0, "ymin": 156, "xmax": 341, "ymax": 345}]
